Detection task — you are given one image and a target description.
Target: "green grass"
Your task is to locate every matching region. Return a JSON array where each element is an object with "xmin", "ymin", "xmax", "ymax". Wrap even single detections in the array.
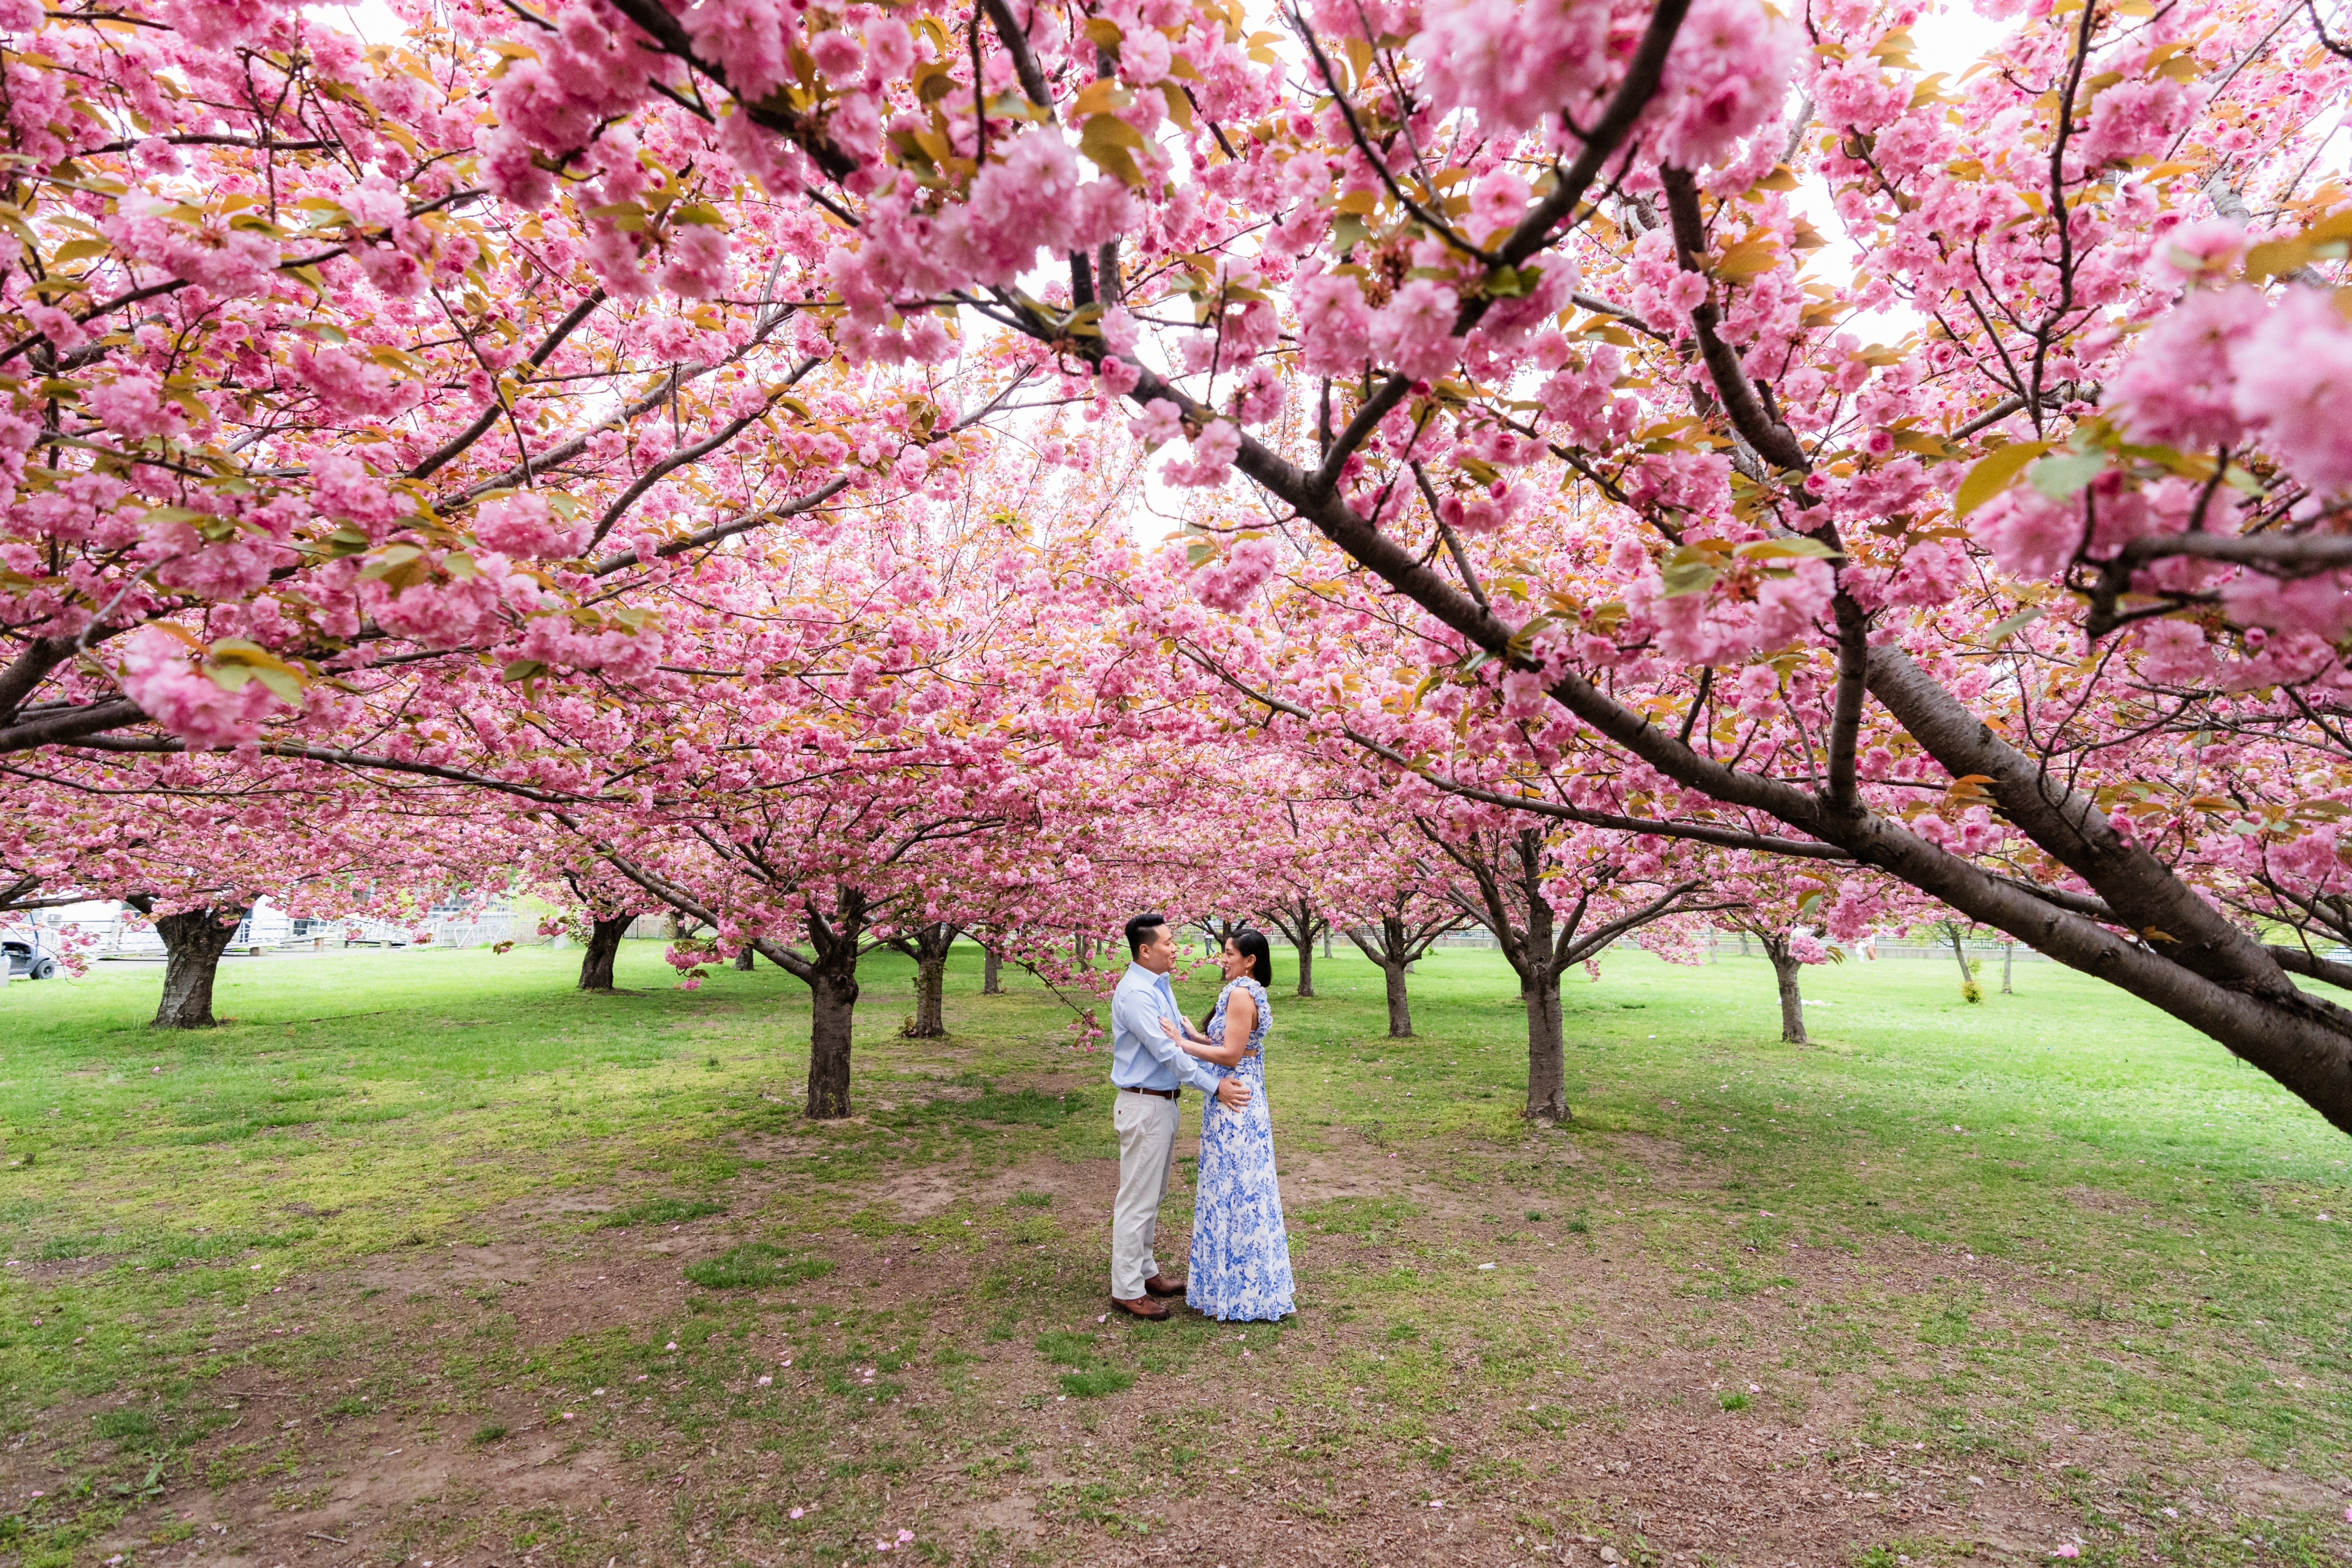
[
  {"xmin": 595, "ymin": 1196, "xmax": 726, "ymax": 1229},
  {"xmin": 1, "ymin": 937, "xmax": 2348, "ymax": 1565},
  {"xmin": 682, "ymin": 1242, "xmax": 833, "ymax": 1290}
]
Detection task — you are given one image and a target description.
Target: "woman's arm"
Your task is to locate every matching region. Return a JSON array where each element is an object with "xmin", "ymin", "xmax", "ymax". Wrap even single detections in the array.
[
  {"xmin": 1184, "ymin": 988, "xmax": 1253, "ymax": 1068},
  {"xmin": 1157, "ymin": 1015, "xmax": 1213, "ymax": 1053}
]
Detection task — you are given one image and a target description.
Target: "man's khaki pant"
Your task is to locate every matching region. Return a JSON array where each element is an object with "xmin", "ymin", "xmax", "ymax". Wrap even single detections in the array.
[{"xmin": 1110, "ymin": 1090, "xmax": 1179, "ymax": 1300}]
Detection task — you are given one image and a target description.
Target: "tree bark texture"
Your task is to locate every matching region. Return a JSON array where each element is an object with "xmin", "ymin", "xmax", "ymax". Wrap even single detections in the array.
[
  {"xmin": 1294, "ymin": 934, "xmax": 1314, "ymax": 998},
  {"xmin": 805, "ymin": 963, "xmax": 859, "ymax": 1118},
  {"xmin": 152, "ymin": 907, "xmax": 244, "ymax": 1029},
  {"xmin": 892, "ymin": 922, "xmax": 958, "ymax": 1038},
  {"xmin": 734, "ymin": 946, "xmax": 755, "ymax": 971},
  {"xmin": 1383, "ymin": 960, "xmax": 1412, "ymax": 1038},
  {"xmin": 1525, "ymin": 973, "xmax": 1567, "ymax": 1121},
  {"xmin": 1765, "ymin": 937, "xmax": 1807, "ymax": 1045},
  {"xmin": 2002, "ymin": 941, "xmax": 2014, "ymax": 994},
  {"xmin": 579, "ymin": 913, "xmax": 633, "ymax": 991},
  {"xmin": 982, "ymin": 946, "xmax": 1002, "ymax": 994}
]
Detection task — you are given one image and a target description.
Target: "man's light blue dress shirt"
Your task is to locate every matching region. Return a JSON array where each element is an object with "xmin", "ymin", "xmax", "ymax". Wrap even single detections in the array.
[{"xmin": 1110, "ymin": 961, "xmax": 1225, "ymax": 1095}]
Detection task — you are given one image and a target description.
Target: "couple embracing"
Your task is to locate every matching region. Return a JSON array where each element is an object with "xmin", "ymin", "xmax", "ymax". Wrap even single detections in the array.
[{"xmin": 1106, "ymin": 913, "xmax": 1295, "ymax": 1323}]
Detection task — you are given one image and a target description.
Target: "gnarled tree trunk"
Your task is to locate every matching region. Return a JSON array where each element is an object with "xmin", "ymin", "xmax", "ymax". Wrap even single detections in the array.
[
  {"xmin": 1344, "ymin": 920, "xmax": 1421, "ymax": 1038},
  {"xmin": 1381, "ymin": 960, "xmax": 1412, "ymax": 1038},
  {"xmin": 898, "ymin": 922, "xmax": 957, "ymax": 1038},
  {"xmin": 579, "ymin": 913, "xmax": 633, "ymax": 991},
  {"xmin": 1764, "ymin": 935, "xmax": 1807, "ymax": 1045},
  {"xmin": 734, "ymin": 946, "xmax": 755, "ymax": 971},
  {"xmin": 1524, "ymin": 968, "xmax": 1567, "ymax": 1121},
  {"xmin": 150, "ymin": 905, "xmax": 245, "ymax": 1029},
  {"xmin": 982, "ymin": 946, "xmax": 1002, "ymax": 995},
  {"xmin": 1293, "ymin": 932, "xmax": 1314, "ymax": 998},
  {"xmin": 806, "ymin": 961, "xmax": 859, "ymax": 1118}
]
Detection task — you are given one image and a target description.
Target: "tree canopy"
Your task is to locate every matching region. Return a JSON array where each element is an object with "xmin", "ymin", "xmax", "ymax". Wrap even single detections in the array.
[{"xmin": 5, "ymin": 0, "xmax": 2352, "ymax": 1134}]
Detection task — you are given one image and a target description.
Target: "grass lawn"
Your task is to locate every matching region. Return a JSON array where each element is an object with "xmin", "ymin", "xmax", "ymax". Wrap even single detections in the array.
[{"xmin": 1, "ymin": 939, "xmax": 2347, "ymax": 1568}]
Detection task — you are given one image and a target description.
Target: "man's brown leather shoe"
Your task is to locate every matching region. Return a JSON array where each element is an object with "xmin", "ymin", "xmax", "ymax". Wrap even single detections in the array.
[
  {"xmin": 1142, "ymin": 1273, "xmax": 1185, "ymax": 1298},
  {"xmin": 1111, "ymin": 1295, "xmax": 1170, "ymax": 1320}
]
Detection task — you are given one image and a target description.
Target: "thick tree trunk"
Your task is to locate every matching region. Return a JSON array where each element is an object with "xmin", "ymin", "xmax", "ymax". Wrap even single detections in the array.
[
  {"xmin": 1322, "ymin": 930, "xmax": 1332, "ymax": 959},
  {"xmin": 1524, "ymin": 970, "xmax": 1568, "ymax": 1121},
  {"xmin": 578, "ymin": 914, "xmax": 632, "ymax": 991},
  {"xmin": 806, "ymin": 964, "xmax": 859, "ymax": 1118},
  {"xmin": 911, "ymin": 950, "xmax": 947, "ymax": 1037},
  {"xmin": 152, "ymin": 907, "xmax": 242, "ymax": 1029},
  {"xmin": 2001, "ymin": 941, "xmax": 2014, "ymax": 994},
  {"xmin": 982, "ymin": 946, "xmax": 1002, "ymax": 994},
  {"xmin": 1294, "ymin": 933, "xmax": 1314, "ymax": 998},
  {"xmin": 734, "ymin": 946, "xmax": 755, "ymax": 971},
  {"xmin": 897, "ymin": 923, "xmax": 956, "ymax": 1038},
  {"xmin": 1382, "ymin": 961, "xmax": 1412, "ymax": 1038},
  {"xmin": 1767, "ymin": 939, "xmax": 1807, "ymax": 1045}
]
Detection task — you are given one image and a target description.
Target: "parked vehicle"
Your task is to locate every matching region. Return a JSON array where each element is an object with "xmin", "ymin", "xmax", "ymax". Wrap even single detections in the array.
[{"xmin": 2, "ymin": 922, "xmax": 60, "ymax": 980}]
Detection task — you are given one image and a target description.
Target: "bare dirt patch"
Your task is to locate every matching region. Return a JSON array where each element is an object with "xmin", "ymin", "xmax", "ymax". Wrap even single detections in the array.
[{"xmin": 18, "ymin": 1118, "xmax": 2339, "ymax": 1568}]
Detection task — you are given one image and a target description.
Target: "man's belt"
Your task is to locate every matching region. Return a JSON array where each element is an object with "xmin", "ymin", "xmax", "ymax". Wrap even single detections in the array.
[{"xmin": 1118, "ymin": 1085, "xmax": 1180, "ymax": 1100}]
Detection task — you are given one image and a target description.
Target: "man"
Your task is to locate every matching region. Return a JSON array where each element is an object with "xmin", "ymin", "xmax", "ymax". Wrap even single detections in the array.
[{"xmin": 1108, "ymin": 912, "xmax": 1252, "ymax": 1320}]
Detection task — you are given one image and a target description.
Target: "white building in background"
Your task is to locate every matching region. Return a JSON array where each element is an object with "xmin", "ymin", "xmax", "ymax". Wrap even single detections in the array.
[{"xmin": 12, "ymin": 899, "xmax": 522, "ymax": 960}]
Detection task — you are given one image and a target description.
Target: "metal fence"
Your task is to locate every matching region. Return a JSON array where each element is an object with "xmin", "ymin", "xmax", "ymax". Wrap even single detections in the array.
[{"xmin": 1422, "ymin": 927, "xmax": 2045, "ymax": 961}]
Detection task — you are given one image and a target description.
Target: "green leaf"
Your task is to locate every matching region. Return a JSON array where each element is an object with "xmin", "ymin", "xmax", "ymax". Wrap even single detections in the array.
[
  {"xmin": 1952, "ymin": 440, "xmax": 2051, "ymax": 518},
  {"xmin": 1986, "ymin": 605, "xmax": 2045, "ymax": 646},
  {"xmin": 1659, "ymin": 548, "xmax": 1722, "ymax": 599},
  {"xmin": 1077, "ymin": 114, "xmax": 1147, "ymax": 187},
  {"xmin": 249, "ymin": 666, "xmax": 306, "ymax": 704},
  {"xmin": 1485, "ymin": 263, "xmax": 1540, "ymax": 298},
  {"xmin": 2028, "ymin": 452, "xmax": 2106, "ymax": 502},
  {"xmin": 356, "ymin": 544, "xmax": 424, "ymax": 581}
]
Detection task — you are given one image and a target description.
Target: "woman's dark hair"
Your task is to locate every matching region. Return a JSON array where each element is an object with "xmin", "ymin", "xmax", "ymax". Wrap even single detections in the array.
[
  {"xmin": 1231, "ymin": 929, "xmax": 1274, "ymax": 986},
  {"xmin": 1197, "ymin": 929, "xmax": 1276, "ymax": 1034}
]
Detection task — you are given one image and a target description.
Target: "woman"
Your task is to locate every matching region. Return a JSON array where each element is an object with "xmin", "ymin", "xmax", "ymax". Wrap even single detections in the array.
[{"xmin": 1160, "ymin": 930, "xmax": 1295, "ymax": 1321}]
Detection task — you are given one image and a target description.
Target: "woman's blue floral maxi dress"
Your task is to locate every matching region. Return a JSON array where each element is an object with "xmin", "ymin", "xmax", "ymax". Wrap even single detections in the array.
[{"xmin": 1187, "ymin": 976, "xmax": 1295, "ymax": 1321}]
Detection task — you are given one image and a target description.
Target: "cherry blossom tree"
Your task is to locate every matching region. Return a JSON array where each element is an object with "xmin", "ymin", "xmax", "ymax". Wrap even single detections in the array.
[
  {"xmin": 0, "ymin": 747, "xmax": 490, "ymax": 1023},
  {"xmin": 1332, "ymin": 856, "xmax": 1471, "ymax": 1038},
  {"xmin": 1420, "ymin": 808, "xmax": 1728, "ymax": 1118},
  {"xmin": 0, "ymin": 0, "xmax": 1010, "ymax": 764},
  {"xmin": 18, "ymin": 0, "xmax": 2352, "ymax": 1140}
]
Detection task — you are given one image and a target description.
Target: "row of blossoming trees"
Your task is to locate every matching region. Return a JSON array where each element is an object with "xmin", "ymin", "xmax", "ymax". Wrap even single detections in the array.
[{"xmin": 3, "ymin": 0, "xmax": 2352, "ymax": 1135}]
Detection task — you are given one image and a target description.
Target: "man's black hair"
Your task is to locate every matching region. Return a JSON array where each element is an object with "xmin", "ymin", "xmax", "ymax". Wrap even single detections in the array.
[{"xmin": 1124, "ymin": 912, "xmax": 1168, "ymax": 958}]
